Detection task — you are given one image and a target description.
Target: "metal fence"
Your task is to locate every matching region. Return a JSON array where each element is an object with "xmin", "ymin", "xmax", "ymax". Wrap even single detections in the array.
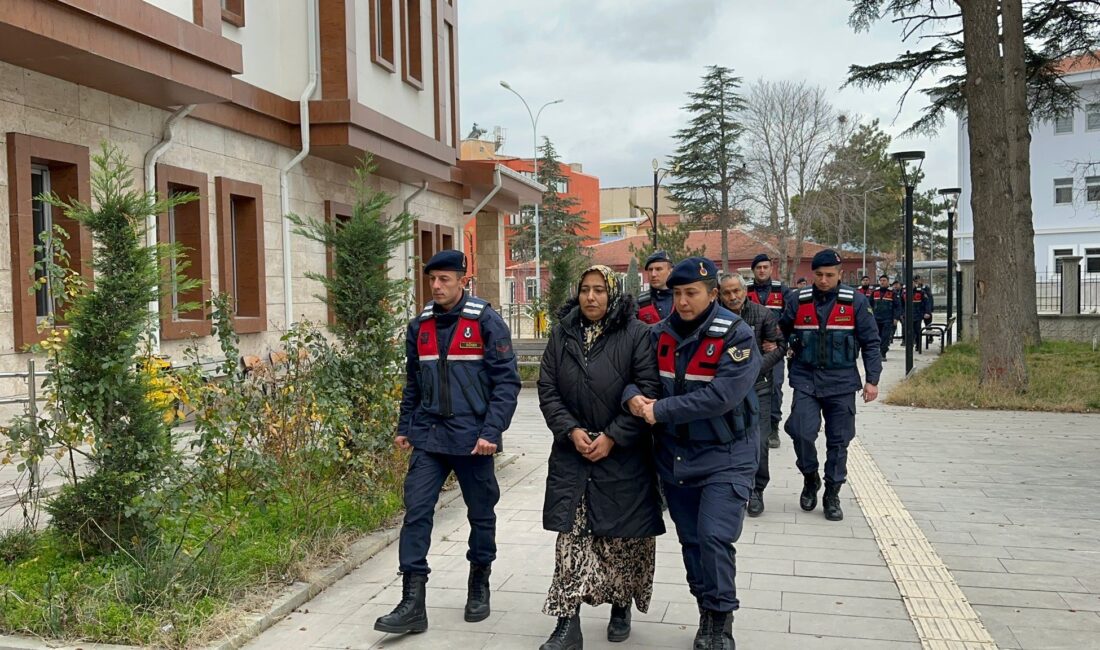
[
  {"xmin": 1036, "ymin": 271, "xmax": 1062, "ymax": 314},
  {"xmin": 1081, "ymin": 276, "xmax": 1100, "ymax": 314}
]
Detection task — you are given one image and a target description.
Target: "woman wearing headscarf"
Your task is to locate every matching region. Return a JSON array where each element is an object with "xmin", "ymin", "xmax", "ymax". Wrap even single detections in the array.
[{"xmin": 536, "ymin": 264, "xmax": 664, "ymax": 650}]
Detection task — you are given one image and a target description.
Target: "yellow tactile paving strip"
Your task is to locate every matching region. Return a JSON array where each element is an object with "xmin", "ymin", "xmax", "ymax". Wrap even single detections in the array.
[{"xmin": 848, "ymin": 438, "xmax": 1000, "ymax": 650}]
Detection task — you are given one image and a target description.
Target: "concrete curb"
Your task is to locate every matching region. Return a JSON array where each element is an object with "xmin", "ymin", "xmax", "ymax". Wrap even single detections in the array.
[{"xmin": 0, "ymin": 453, "xmax": 519, "ymax": 650}]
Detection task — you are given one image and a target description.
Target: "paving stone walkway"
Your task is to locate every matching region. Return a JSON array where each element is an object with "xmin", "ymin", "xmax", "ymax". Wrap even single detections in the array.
[{"xmin": 245, "ymin": 347, "xmax": 1100, "ymax": 650}]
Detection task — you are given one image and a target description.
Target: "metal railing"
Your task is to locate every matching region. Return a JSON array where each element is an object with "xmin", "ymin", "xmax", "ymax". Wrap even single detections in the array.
[
  {"xmin": 1035, "ymin": 271, "xmax": 1062, "ymax": 314},
  {"xmin": 1081, "ymin": 275, "xmax": 1100, "ymax": 314}
]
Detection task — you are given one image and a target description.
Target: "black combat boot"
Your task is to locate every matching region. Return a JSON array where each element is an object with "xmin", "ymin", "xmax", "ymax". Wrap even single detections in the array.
[
  {"xmin": 823, "ymin": 482, "xmax": 844, "ymax": 521},
  {"xmin": 706, "ymin": 611, "xmax": 735, "ymax": 649},
  {"xmin": 767, "ymin": 421, "xmax": 781, "ymax": 449},
  {"xmin": 464, "ymin": 562, "xmax": 491, "ymax": 622},
  {"xmin": 800, "ymin": 472, "xmax": 821, "ymax": 512},
  {"xmin": 607, "ymin": 603, "xmax": 630, "ymax": 642},
  {"xmin": 693, "ymin": 607, "xmax": 714, "ymax": 650},
  {"xmin": 747, "ymin": 490, "xmax": 764, "ymax": 517},
  {"xmin": 374, "ymin": 573, "xmax": 428, "ymax": 634},
  {"xmin": 540, "ymin": 611, "xmax": 582, "ymax": 650}
]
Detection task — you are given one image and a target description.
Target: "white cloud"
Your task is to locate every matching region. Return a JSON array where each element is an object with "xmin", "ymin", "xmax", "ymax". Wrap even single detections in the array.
[{"xmin": 459, "ymin": 1, "xmax": 960, "ymax": 194}]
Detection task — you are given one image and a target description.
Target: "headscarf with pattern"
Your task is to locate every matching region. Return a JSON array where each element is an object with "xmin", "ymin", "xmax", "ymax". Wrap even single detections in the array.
[{"xmin": 576, "ymin": 264, "xmax": 623, "ymax": 354}]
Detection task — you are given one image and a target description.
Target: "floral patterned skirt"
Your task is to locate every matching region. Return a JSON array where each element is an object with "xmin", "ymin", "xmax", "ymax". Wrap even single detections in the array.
[{"xmin": 543, "ymin": 495, "xmax": 657, "ymax": 617}]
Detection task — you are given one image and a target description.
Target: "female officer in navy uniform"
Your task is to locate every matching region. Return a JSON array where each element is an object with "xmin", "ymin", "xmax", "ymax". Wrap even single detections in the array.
[
  {"xmin": 374, "ymin": 250, "xmax": 521, "ymax": 636},
  {"xmin": 624, "ymin": 257, "xmax": 761, "ymax": 650},
  {"xmin": 779, "ymin": 249, "xmax": 881, "ymax": 523}
]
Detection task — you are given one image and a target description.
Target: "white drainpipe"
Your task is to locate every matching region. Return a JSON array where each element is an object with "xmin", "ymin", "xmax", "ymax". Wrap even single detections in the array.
[
  {"xmin": 143, "ymin": 103, "xmax": 196, "ymax": 354},
  {"xmin": 279, "ymin": 0, "xmax": 320, "ymax": 330}
]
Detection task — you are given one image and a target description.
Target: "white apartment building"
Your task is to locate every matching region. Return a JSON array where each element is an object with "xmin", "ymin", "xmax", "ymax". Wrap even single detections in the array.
[{"xmin": 956, "ymin": 55, "xmax": 1100, "ymax": 276}]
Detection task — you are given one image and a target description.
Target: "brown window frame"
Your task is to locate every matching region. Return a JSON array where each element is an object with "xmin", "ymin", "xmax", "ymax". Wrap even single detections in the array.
[
  {"xmin": 412, "ymin": 220, "xmax": 458, "ymax": 307},
  {"xmin": 6, "ymin": 133, "xmax": 93, "ymax": 350},
  {"xmin": 221, "ymin": 0, "xmax": 245, "ymax": 28},
  {"xmin": 215, "ymin": 177, "xmax": 266, "ymax": 334},
  {"xmin": 157, "ymin": 164, "xmax": 212, "ymax": 340},
  {"xmin": 400, "ymin": 0, "xmax": 424, "ymax": 89},
  {"xmin": 324, "ymin": 200, "xmax": 354, "ymax": 326},
  {"xmin": 370, "ymin": 0, "xmax": 396, "ymax": 73}
]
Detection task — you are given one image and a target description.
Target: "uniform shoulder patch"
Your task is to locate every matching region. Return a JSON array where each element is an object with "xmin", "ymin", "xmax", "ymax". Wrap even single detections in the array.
[
  {"xmin": 637, "ymin": 292, "xmax": 653, "ymax": 305},
  {"xmin": 495, "ymin": 339, "xmax": 513, "ymax": 357},
  {"xmin": 798, "ymin": 287, "xmax": 813, "ymax": 302},
  {"xmin": 418, "ymin": 304, "xmax": 435, "ymax": 321},
  {"xmin": 728, "ymin": 346, "xmax": 751, "ymax": 363}
]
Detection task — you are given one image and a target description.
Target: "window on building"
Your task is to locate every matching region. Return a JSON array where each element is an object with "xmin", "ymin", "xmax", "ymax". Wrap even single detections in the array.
[
  {"xmin": 1055, "ymin": 178, "xmax": 1074, "ymax": 204},
  {"xmin": 1088, "ymin": 103, "xmax": 1100, "ymax": 131},
  {"xmin": 370, "ymin": 0, "xmax": 396, "ymax": 72},
  {"xmin": 1054, "ymin": 114, "xmax": 1074, "ymax": 134},
  {"xmin": 324, "ymin": 201, "xmax": 353, "ymax": 325},
  {"xmin": 401, "ymin": 0, "xmax": 423, "ymax": 88},
  {"xmin": 1087, "ymin": 177, "xmax": 1100, "ymax": 203},
  {"xmin": 1086, "ymin": 247, "xmax": 1100, "ymax": 274},
  {"xmin": 1053, "ymin": 247, "xmax": 1074, "ymax": 274},
  {"xmin": 7, "ymin": 134, "xmax": 93, "ymax": 349},
  {"xmin": 30, "ymin": 166, "xmax": 53, "ymax": 322},
  {"xmin": 525, "ymin": 277, "xmax": 537, "ymax": 302},
  {"xmin": 221, "ymin": 0, "xmax": 244, "ymax": 27},
  {"xmin": 553, "ymin": 179, "xmax": 569, "ymax": 194},
  {"xmin": 156, "ymin": 164, "xmax": 211, "ymax": 339},
  {"xmin": 216, "ymin": 177, "xmax": 266, "ymax": 333}
]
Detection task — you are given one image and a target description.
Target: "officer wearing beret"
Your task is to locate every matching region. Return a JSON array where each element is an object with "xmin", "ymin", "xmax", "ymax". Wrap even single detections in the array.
[
  {"xmin": 871, "ymin": 274, "xmax": 902, "ymax": 361},
  {"xmin": 779, "ymin": 249, "xmax": 881, "ymax": 522},
  {"xmin": 375, "ymin": 249, "xmax": 521, "ymax": 635},
  {"xmin": 637, "ymin": 250, "xmax": 674, "ymax": 324},
  {"xmin": 748, "ymin": 253, "xmax": 790, "ymax": 452},
  {"xmin": 625, "ymin": 257, "xmax": 760, "ymax": 650}
]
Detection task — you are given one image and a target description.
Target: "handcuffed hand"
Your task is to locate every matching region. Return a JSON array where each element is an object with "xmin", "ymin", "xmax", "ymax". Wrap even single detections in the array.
[
  {"xmin": 583, "ymin": 433, "xmax": 615, "ymax": 462},
  {"xmin": 571, "ymin": 428, "xmax": 594, "ymax": 455},
  {"xmin": 762, "ymin": 340, "xmax": 778, "ymax": 353},
  {"xmin": 471, "ymin": 438, "xmax": 498, "ymax": 456}
]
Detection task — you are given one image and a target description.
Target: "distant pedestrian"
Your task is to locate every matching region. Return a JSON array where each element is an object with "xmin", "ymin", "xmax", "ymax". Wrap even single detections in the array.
[
  {"xmin": 907, "ymin": 275, "xmax": 933, "ymax": 353},
  {"xmin": 537, "ymin": 265, "xmax": 664, "ymax": 649},
  {"xmin": 796, "ymin": 277, "xmax": 809, "ymax": 289},
  {"xmin": 720, "ymin": 273, "xmax": 785, "ymax": 518},
  {"xmin": 375, "ymin": 250, "xmax": 521, "ymax": 636},
  {"xmin": 779, "ymin": 250, "xmax": 881, "ymax": 522}
]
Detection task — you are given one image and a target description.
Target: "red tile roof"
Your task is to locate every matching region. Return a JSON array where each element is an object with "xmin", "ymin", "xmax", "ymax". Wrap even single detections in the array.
[{"xmin": 1054, "ymin": 51, "xmax": 1100, "ymax": 75}]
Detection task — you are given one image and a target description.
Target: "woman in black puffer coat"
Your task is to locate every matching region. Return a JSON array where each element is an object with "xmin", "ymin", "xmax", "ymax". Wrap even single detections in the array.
[{"xmin": 536, "ymin": 264, "xmax": 663, "ymax": 650}]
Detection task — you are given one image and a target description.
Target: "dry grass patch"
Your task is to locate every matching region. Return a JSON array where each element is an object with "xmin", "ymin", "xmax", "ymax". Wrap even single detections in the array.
[{"xmin": 886, "ymin": 341, "xmax": 1100, "ymax": 412}]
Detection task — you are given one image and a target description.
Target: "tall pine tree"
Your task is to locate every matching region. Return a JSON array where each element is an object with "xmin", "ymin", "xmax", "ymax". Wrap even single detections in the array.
[
  {"xmin": 509, "ymin": 138, "xmax": 589, "ymax": 318},
  {"xmin": 668, "ymin": 65, "xmax": 748, "ymax": 272}
]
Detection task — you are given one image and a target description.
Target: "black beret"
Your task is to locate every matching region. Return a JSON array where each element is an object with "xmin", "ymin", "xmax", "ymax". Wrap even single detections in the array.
[
  {"xmin": 423, "ymin": 249, "xmax": 467, "ymax": 274},
  {"xmin": 667, "ymin": 256, "xmax": 718, "ymax": 288},
  {"xmin": 810, "ymin": 249, "xmax": 843, "ymax": 270},
  {"xmin": 644, "ymin": 250, "xmax": 672, "ymax": 269},
  {"xmin": 750, "ymin": 253, "xmax": 771, "ymax": 269}
]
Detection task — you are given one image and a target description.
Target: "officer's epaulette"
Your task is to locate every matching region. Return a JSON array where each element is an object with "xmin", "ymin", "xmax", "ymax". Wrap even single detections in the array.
[
  {"xmin": 797, "ymin": 287, "xmax": 814, "ymax": 303},
  {"xmin": 417, "ymin": 304, "xmax": 435, "ymax": 321},
  {"xmin": 461, "ymin": 296, "xmax": 489, "ymax": 319},
  {"xmin": 706, "ymin": 315, "xmax": 736, "ymax": 339},
  {"xmin": 837, "ymin": 287, "xmax": 856, "ymax": 304},
  {"xmin": 637, "ymin": 291, "xmax": 653, "ymax": 305},
  {"xmin": 771, "ymin": 279, "xmax": 783, "ymax": 289}
]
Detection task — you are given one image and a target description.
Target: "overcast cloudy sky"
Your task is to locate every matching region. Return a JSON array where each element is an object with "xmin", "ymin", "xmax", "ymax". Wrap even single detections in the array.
[{"xmin": 457, "ymin": 1, "xmax": 960, "ymax": 195}]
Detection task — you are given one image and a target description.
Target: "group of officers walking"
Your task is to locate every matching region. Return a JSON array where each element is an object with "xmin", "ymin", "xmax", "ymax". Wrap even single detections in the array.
[{"xmin": 373, "ymin": 246, "xmax": 906, "ymax": 649}]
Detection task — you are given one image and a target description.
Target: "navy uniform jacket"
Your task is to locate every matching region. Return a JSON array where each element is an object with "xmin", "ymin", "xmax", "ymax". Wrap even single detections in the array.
[
  {"xmin": 638, "ymin": 286, "xmax": 673, "ymax": 321},
  {"xmin": 624, "ymin": 303, "xmax": 761, "ymax": 491},
  {"xmin": 780, "ymin": 285, "xmax": 882, "ymax": 397},
  {"xmin": 908, "ymin": 285, "xmax": 933, "ymax": 320},
  {"xmin": 398, "ymin": 292, "xmax": 521, "ymax": 455},
  {"xmin": 871, "ymin": 287, "xmax": 903, "ymax": 322}
]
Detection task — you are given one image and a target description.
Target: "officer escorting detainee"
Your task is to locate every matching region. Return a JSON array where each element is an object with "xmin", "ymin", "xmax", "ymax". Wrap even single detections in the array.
[
  {"xmin": 637, "ymin": 250, "xmax": 675, "ymax": 324},
  {"xmin": 780, "ymin": 249, "xmax": 881, "ymax": 522},
  {"xmin": 747, "ymin": 253, "xmax": 790, "ymax": 451},
  {"xmin": 625, "ymin": 257, "xmax": 760, "ymax": 650},
  {"xmin": 374, "ymin": 249, "xmax": 521, "ymax": 636}
]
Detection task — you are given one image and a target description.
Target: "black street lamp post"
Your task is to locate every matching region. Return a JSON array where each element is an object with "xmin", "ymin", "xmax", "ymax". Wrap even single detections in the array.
[
  {"xmin": 891, "ymin": 150, "xmax": 925, "ymax": 375},
  {"xmin": 939, "ymin": 187, "xmax": 962, "ymax": 345}
]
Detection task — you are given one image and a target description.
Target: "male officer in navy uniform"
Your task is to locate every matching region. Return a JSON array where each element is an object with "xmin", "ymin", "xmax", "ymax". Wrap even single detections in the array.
[
  {"xmin": 625, "ymin": 257, "xmax": 760, "ymax": 650},
  {"xmin": 871, "ymin": 274, "xmax": 902, "ymax": 361},
  {"xmin": 780, "ymin": 249, "xmax": 881, "ymax": 522},
  {"xmin": 747, "ymin": 253, "xmax": 789, "ymax": 451},
  {"xmin": 637, "ymin": 250, "xmax": 674, "ymax": 324},
  {"xmin": 908, "ymin": 275, "xmax": 933, "ymax": 353},
  {"xmin": 375, "ymin": 250, "xmax": 521, "ymax": 635},
  {"xmin": 857, "ymin": 275, "xmax": 873, "ymax": 298}
]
